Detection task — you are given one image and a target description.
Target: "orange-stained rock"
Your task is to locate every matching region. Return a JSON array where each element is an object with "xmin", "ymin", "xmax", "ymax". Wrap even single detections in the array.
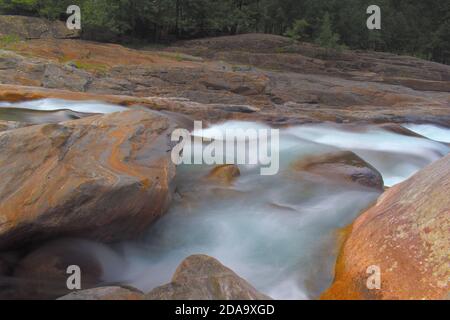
[
  {"xmin": 1, "ymin": 34, "xmax": 450, "ymax": 125},
  {"xmin": 0, "ymin": 109, "xmax": 176, "ymax": 250},
  {"xmin": 322, "ymin": 154, "xmax": 450, "ymax": 300},
  {"xmin": 146, "ymin": 255, "xmax": 271, "ymax": 300},
  {"xmin": 58, "ymin": 287, "xmax": 144, "ymax": 300},
  {"xmin": 292, "ymin": 151, "xmax": 384, "ymax": 190},
  {"xmin": 207, "ymin": 165, "xmax": 241, "ymax": 184}
]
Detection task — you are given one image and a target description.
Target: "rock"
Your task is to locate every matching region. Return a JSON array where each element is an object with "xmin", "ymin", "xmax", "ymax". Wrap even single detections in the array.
[
  {"xmin": 0, "ymin": 253, "xmax": 18, "ymax": 276},
  {"xmin": 200, "ymin": 72, "xmax": 267, "ymax": 96},
  {"xmin": 42, "ymin": 64, "xmax": 92, "ymax": 92},
  {"xmin": 1, "ymin": 34, "xmax": 450, "ymax": 124},
  {"xmin": 322, "ymin": 154, "xmax": 450, "ymax": 300},
  {"xmin": 11, "ymin": 239, "xmax": 106, "ymax": 299},
  {"xmin": 0, "ymin": 15, "xmax": 80, "ymax": 39},
  {"xmin": 383, "ymin": 77, "xmax": 450, "ymax": 92},
  {"xmin": 292, "ymin": 151, "xmax": 384, "ymax": 190},
  {"xmin": 0, "ymin": 120, "xmax": 27, "ymax": 132},
  {"xmin": 0, "ymin": 257, "xmax": 10, "ymax": 276},
  {"xmin": 207, "ymin": 165, "xmax": 241, "ymax": 184},
  {"xmin": 377, "ymin": 123, "xmax": 424, "ymax": 138},
  {"xmin": 58, "ymin": 286, "xmax": 144, "ymax": 300},
  {"xmin": 0, "ymin": 109, "xmax": 176, "ymax": 250},
  {"xmin": 146, "ymin": 255, "xmax": 271, "ymax": 300}
]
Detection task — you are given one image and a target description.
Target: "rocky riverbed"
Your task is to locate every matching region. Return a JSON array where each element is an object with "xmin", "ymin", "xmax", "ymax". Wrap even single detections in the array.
[{"xmin": 0, "ymin": 16, "xmax": 448, "ymax": 300}]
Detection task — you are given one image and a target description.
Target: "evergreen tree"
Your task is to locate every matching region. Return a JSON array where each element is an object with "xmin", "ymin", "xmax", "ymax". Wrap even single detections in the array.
[
  {"xmin": 315, "ymin": 12, "xmax": 341, "ymax": 50},
  {"xmin": 0, "ymin": 0, "xmax": 448, "ymax": 64}
]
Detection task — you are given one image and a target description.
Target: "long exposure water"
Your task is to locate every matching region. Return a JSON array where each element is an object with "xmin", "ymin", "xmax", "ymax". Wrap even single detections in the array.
[{"xmin": 1, "ymin": 100, "xmax": 449, "ymax": 299}]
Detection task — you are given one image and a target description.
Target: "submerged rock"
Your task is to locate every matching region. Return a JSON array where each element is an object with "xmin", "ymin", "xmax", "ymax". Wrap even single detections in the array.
[
  {"xmin": 322, "ymin": 154, "xmax": 450, "ymax": 300},
  {"xmin": 58, "ymin": 287, "xmax": 144, "ymax": 300},
  {"xmin": 292, "ymin": 151, "xmax": 384, "ymax": 190},
  {"xmin": 146, "ymin": 255, "xmax": 271, "ymax": 300},
  {"xmin": 207, "ymin": 165, "xmax": 241, "ymax": 184},
  {"xmin": 0, "ymin": 109, "xmax": 176, "ymax": 250}
]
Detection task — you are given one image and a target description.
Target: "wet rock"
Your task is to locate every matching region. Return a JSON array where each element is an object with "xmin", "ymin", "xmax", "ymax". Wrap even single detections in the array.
[
  {"xmin": 200, "ymin": 72, "xmax": 267, "ymax": 96},
  {"xmin": 58, "ymin": 286, "xmax": 144, "ymax": 300},
  {"xmin": 322, "ymin": 154, "xmax": 450, "ymax": 300},
  {"xmin": 292, "ymin": 151, "xmax": 384, "ymax": 190},
  {"xmin": 207, "ymin": 165, "xmax": 241, "ymax": 184},
  {"xmin": 146, "ymin": 255, "xmax": 271, "ymax": 300},
  {"xmin": 0, "ymin": 109, "xmax": 176, "ymax": 250},
  {"xmin": 0, "ymin": 15, "xmax": 80, "ymax": 39},
  {"xmin": 377, "ymin": 123, "xmax": 424, "ymax": 138}
]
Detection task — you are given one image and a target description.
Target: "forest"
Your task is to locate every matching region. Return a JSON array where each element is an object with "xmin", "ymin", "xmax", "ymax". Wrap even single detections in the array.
[{"xmin": 0, "ymin": 0, "xmax": 449, "ymax": 64}]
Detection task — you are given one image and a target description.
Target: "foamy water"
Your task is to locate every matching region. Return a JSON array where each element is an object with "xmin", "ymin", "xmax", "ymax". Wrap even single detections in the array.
[{"xmin": 403, "ymin": 124, "xmax": 450, "ymax": 143}]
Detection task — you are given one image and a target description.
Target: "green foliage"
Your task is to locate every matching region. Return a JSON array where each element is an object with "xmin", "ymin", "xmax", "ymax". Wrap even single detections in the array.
[
  {"xmin": 284, "ymin": 19, "xmax": 310, "ymax": 41},
  {"xmin": 0, "ymin": 33, "xmax": 20, "ymax": 47},
  {"xmin": 0, "ymin": 0, "xmax": 38, "ymax": 14},
  {"xmin": 0, "ymin": 0, "xmax": 448, "ymax": 64},
  {"xmin": 315, "ymin": 13, "xmax": 341, "ymax": 49}
]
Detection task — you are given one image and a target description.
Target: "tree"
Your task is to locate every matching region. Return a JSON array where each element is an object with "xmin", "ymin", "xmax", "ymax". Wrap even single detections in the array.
[
  {"xmin": 284, "ymin": 19, "xmax": 310, "ymax": 41},
  {"xmin": 315, "ymin": 12, "xmax": 341, "ymax": 50}
]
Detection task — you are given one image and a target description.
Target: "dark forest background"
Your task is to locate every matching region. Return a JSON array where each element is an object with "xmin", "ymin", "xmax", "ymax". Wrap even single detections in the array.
[{"xmin": 0, "ymin": 0, "xmax": 449, "ymax": 64}]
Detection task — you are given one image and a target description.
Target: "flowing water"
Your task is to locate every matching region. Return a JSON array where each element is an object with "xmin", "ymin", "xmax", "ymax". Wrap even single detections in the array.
[
  {"xmin": 0, "ymin": 99, "xmax": 126, "ymax": 124},
  {"xmin": 1, "ymin": 99, "xmax": 450, "ymax": 299},
  {"xmin": 403, "ymin": 123, "xmax": 450, "ymax": 143}
]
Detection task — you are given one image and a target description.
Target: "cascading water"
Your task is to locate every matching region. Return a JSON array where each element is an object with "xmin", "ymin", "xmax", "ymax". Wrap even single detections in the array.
[
  {"xmin": 402, "ymin": 123, "xmax": 450, "ymax": 143},
  {"xmin": 1, "ymin": 99, "xmax": 449, "ymax": 299}
]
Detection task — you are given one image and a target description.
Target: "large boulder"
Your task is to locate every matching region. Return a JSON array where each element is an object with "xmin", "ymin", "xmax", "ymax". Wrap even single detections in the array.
[
  {"xmin": 0, "ymin": 15, "xmax": 80, "ymax": 39},
  {"xmin": 292, "ymin": 151, "xmax": 384, "ymax": 190},
  {"xmin": 58, "ymin": 287, "xmax": 144, "ymax": 301},
  {"xmin": 9, "ymin": 239, "xmax": 111, "ymax": 299},
  {"xmin": 146, "ymin": 255, "xmax": 271, "ymax": 300},
  {"xmin": 0, "ymin": 109, "xmax": 176, "ymax": 250},
  {"xmin": 322, "ymin": 154, "xmax": 450, "ymax": 300}
]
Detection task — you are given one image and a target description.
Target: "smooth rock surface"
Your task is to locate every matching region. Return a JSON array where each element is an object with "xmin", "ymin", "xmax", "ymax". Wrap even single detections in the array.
[
  {"xmin": 0, "ymin": 109, "xmax": 176, "ymax": 250},
  {"xmin": 207, "ymin": 165, "xmax": 241, "ymax": 185},
  {"xmin": 292, "ymin": 151, "xmax": 384, "ymax": 190},
  {"xmin": 146, "ymin": 255, "xmax": 271, "ymax": 300},
  {"xmin": 322, "ymin": 154, "xmax": 450, "ymax": 300}
]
